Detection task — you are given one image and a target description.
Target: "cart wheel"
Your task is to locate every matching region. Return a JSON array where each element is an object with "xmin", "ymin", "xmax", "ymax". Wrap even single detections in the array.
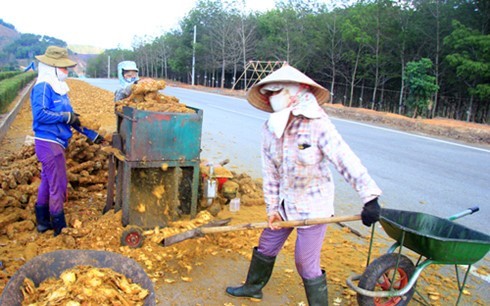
[
  {"xmin": 357, "ymin": 253, "xmax": 415, "ymax": 306},
  {"xmin": 121, "ymin": 226, "xmax": 144, "ymax": 248}
]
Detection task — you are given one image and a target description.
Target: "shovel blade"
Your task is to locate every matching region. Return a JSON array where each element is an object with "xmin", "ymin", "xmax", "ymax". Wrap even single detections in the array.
[{"xmin": 161, "ymin": 228, "xmax": 202, "ymax": 247}]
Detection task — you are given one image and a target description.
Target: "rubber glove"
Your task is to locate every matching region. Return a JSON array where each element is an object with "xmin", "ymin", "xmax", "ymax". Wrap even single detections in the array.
[
  {"xmin": 93, "ymin": 134, "xmax": 105, "ymax": 144},
  {"xmin": 67, "ymin": 112, "xmax": 81, "ymax": 128},
  {"xmin": 361, "ymin": 198, "xmax": 381, "ymax": 226}
]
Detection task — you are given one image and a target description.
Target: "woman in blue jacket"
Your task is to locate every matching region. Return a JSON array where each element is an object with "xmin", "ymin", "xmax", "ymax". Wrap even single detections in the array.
[{"xmin": 31, "ymin": 46, "xmax": 103, "ymax": 236}]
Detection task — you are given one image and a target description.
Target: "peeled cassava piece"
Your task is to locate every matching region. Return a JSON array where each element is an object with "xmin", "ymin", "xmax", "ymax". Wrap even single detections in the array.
[
  {"xmin": 115, "ymin": 79, "xmax": 195, "ymax": 113},
  {"xmin": 21, "ymin": 265, "xmax": 149, "ymax": 305}
]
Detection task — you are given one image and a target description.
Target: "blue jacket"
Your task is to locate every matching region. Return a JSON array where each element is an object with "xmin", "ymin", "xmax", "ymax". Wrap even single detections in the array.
[{"xmin": 31, "ymin": 82, "xmax": 98, "ymax": 148}]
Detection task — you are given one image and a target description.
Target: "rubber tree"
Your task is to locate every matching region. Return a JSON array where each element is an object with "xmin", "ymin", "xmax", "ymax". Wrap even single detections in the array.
[
  {"xmin": 366, "ymin": 0, "xmax": 403, "ymax": 112},
  {"xmin": 391, "ymin": 0, "xmax": 418, "ymax": 115},
  {"xmin": 404, "ymin": 58, "xmax": 439, "ymax": 118},
  {"xmin": 152, "ymin": 36, "xmax": 170, "ymax": 79},
  {"xmin": 216, "ymin": 1, "xmax": 259, "ymax": 90},
  {"xmin": 175, "ymin": 5, "xmax": 208, "ymax": 83},
  {"xmin": 255, "ymin": 2, "xmax": 317, "ymax": 68},
  {"xmin": 255, "ymin": 9, "xmax": 297, "ymax": 63},
  {"xmin": 86, "ymin": 48, "xmax": 134, "ymax": 79},
  {"xmin": 233, "ymin": 5, "xmax": 257, "ymax": 90},
  {"xmin": 202, "ymin": 0, "xmax": 236, "ymax": 88},
  {"xmin": 340, "ymin": 3, "xmax": 372, "ymax": 107},
  {"xmin": 444, "ymin": 20, "xmax": 490, "ymax": 122},
  {"xmin": 315, "ymin": 7, "xmax": 344, "ymax": 102}
]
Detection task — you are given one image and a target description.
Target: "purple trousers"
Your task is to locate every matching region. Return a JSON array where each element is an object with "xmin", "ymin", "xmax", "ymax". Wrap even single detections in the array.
[
  {"xmin": 258, "ymin": 224, "xmax": 327, "ymax": 280},
  {"xmin": 35, "ymin": 139, "xmax": 67, "ymax": 215}
]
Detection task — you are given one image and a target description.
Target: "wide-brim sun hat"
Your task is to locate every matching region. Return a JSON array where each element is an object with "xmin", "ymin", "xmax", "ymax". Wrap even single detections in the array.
[
  {"xmin": 247, "ymin": 64, "xmax": 330, "ymax": 113},
  {"xmin": 35, "ymin": 46, "xmax": 77, "ymax": 68}
]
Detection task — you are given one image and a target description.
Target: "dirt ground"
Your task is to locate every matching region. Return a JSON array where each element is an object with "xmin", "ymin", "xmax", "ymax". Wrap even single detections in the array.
[{"xmin": 0, "ymin": 80, "xmax": 488, "ymax": 306}]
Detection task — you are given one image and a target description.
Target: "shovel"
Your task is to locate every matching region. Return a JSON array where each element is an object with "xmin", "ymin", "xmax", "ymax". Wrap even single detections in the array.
[{"xmin": 162, "ymin": 214, "xmax": 361, "ymax": 246}]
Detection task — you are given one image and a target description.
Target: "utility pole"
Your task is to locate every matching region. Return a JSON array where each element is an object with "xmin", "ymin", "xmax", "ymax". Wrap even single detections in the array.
[
  {"xmin": 107, "ymin": 56, "xmax": 110, "ymax": 78},
  {"xmin": 192, "ymin": 25, "xmax": 196, "ymax": 86}
]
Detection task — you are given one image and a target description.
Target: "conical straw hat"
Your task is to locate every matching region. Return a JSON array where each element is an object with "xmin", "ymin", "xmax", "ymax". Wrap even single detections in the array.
[{"xmin": 247, "ymin": 64, "xmax": 330, "ymax": 113}]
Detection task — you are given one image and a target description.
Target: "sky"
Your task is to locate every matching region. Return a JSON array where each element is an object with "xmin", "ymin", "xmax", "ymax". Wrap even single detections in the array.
[{"xmin": 1, "ymin": 0, "xmax": 299, "ymax": 50}]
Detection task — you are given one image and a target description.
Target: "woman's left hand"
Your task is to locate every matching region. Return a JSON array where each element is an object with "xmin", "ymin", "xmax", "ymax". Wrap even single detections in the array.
[{"xmin": 268, "ymin": 212, "xmax": 283, "ymax": 230}]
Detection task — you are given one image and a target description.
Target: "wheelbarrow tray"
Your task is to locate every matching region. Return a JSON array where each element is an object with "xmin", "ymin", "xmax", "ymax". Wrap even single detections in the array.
[{"xmin": 380, "ymin": 209, "xmax": 490, "ymax": 265}]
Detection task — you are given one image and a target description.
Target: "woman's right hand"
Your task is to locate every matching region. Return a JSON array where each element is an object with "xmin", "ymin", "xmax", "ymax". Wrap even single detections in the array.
[
  {"xmin": 268, "ymin": 212, "xmax": 283, "ymax": 230},
  {"xmin": 68, "ymin": 112, "xmax": 81, "ymax": 128}
]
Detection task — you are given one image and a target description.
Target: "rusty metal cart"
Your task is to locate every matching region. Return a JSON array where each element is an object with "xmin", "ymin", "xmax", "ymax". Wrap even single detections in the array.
[
  {"xmin": 347, "ymin": 207, "xmax": 490, "ymax": 306},
  {"xmin": 105, "ymin": 106, "xmax": 203, "ymax": 247}
]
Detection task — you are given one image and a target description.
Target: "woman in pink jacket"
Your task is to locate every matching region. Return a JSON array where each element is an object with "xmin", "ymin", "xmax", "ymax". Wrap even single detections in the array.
[{"xmin": 226, "ymin": 65, "xmax": 382, "ymax": 305}]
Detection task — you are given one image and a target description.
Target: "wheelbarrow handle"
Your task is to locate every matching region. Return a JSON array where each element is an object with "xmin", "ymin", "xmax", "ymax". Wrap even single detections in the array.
[
  {"xmin": 448, "ymin": 206, "xmax": 479, "ymax": 221},
  {"xmin": 469, "ymin": 206, "xmax": 480, "ymax": 213}
]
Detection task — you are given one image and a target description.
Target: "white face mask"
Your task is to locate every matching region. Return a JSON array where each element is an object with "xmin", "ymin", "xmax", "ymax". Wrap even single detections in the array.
[
  {"xmin": 125, "ymin": 77, "xmax": 138, "ymax": 83},
  {"xmin": 56, "ymin": 68, "xmax": 68, "ymax": 82},
  {"xmin": 269, "ymin": 84, "xmax": 301, "ymax": 112}
]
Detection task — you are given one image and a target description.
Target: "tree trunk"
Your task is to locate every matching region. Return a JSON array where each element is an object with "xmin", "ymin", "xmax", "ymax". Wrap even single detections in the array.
[
  {"xmin": 371, "ymin": 7, "xmax": 381, "ymax": 110},
  {"xmin": 349, "ymin": 47, "xmax": 361, "ymax": 107},
  {"xmin": 380, "ymin": 83, "xmax": 385, "ymax": 111},
  {"xmin": 221, "ymin": 59, "xmax": 226, "ymax": 89},
  {"xmin": 242, "ymin": 31, "xmax": 247, "ymax": 90},
  {"xmin": 329, "ymin": 13, "xmax": 338, "ymax": 104},
  {"xmin": 466, "ymin": 95, "xmax": 473, "ymax": 122},
  {"xmin": 398, "ymin": 54, "xmax": 406, "ymax": 115},
  {"xmin": 412, "ymin": 104, "xmax": 418, "ymax": 118},
  {"xmin": 360, "ymin": 81, "xmax": 365, "ymax": 108},
  {"xmin": 486, "ymin": 102, "xmax": 490, "ymax": 124},
  {"xmin": 431, "ymin": 0, "xmax": 441, "ymax": 119},
  {"xmin": 233, "ymin": 62, "xmax": 237, "ymax": 89}
]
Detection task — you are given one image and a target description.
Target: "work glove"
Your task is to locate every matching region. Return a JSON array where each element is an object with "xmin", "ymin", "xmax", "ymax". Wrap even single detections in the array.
[
  {"xmin": 67, "ymin": 112, "xmax": 81, "ymax": 128},
  {"xmin": 361, "ymin": 198, "xmax": 381, "ymax": 227},
  {"xmin": 93, "ymin": 134, "xmax": 105, "ymax": 144}
]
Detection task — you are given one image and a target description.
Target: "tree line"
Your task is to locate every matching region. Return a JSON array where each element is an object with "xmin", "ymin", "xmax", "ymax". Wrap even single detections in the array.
[
  {"xmin": 0, "ymin": 17, "xmax": 68, "ymax": 70},
  {"xmin": 87, "ymin": 0, "xmax": 488, "ymax": 124}
]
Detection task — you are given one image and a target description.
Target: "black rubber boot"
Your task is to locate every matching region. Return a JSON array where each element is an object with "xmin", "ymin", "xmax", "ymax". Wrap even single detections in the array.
[
  {"xmin": 303, "ymin": 270, "xmax": 328, "ymax": 306},
  {"xmin": 51, "ymin": 212, "xmax": 67, "ymax": 237},
  {"xmin": 34, "ymin": 204, "xmax": 52, "ymax": 233},
  {"xmin": 226, "ymin": 247, "xmax": 276, "ymax": 299}
]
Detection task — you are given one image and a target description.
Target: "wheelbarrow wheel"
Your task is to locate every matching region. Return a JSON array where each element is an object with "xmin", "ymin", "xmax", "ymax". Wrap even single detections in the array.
[
  {"xmin": 357, "ymin": 253, "xmax": 415, "ymax": 306},
  {"xmin": 121, "ymin": 226, "xmax": 145, "ymax": 248}
]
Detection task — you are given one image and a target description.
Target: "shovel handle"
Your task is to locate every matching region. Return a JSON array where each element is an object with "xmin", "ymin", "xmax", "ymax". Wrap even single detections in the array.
[
  {"xmin": 200, "ymin": 215, "xmax": 361, "ymax": 234},
  {"xmin": 162, "ymin": 215, "xmax": 362, "ymax": 247}
]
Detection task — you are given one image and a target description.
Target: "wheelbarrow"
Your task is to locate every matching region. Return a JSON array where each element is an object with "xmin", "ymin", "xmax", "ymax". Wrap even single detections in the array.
[
  {"xmin": 0, "ymin": 250, "xmax": 156, "ymax": 306},
  {"xmin": 347, "ymin": 206, "xmax": 490, "ymax": 306}
]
